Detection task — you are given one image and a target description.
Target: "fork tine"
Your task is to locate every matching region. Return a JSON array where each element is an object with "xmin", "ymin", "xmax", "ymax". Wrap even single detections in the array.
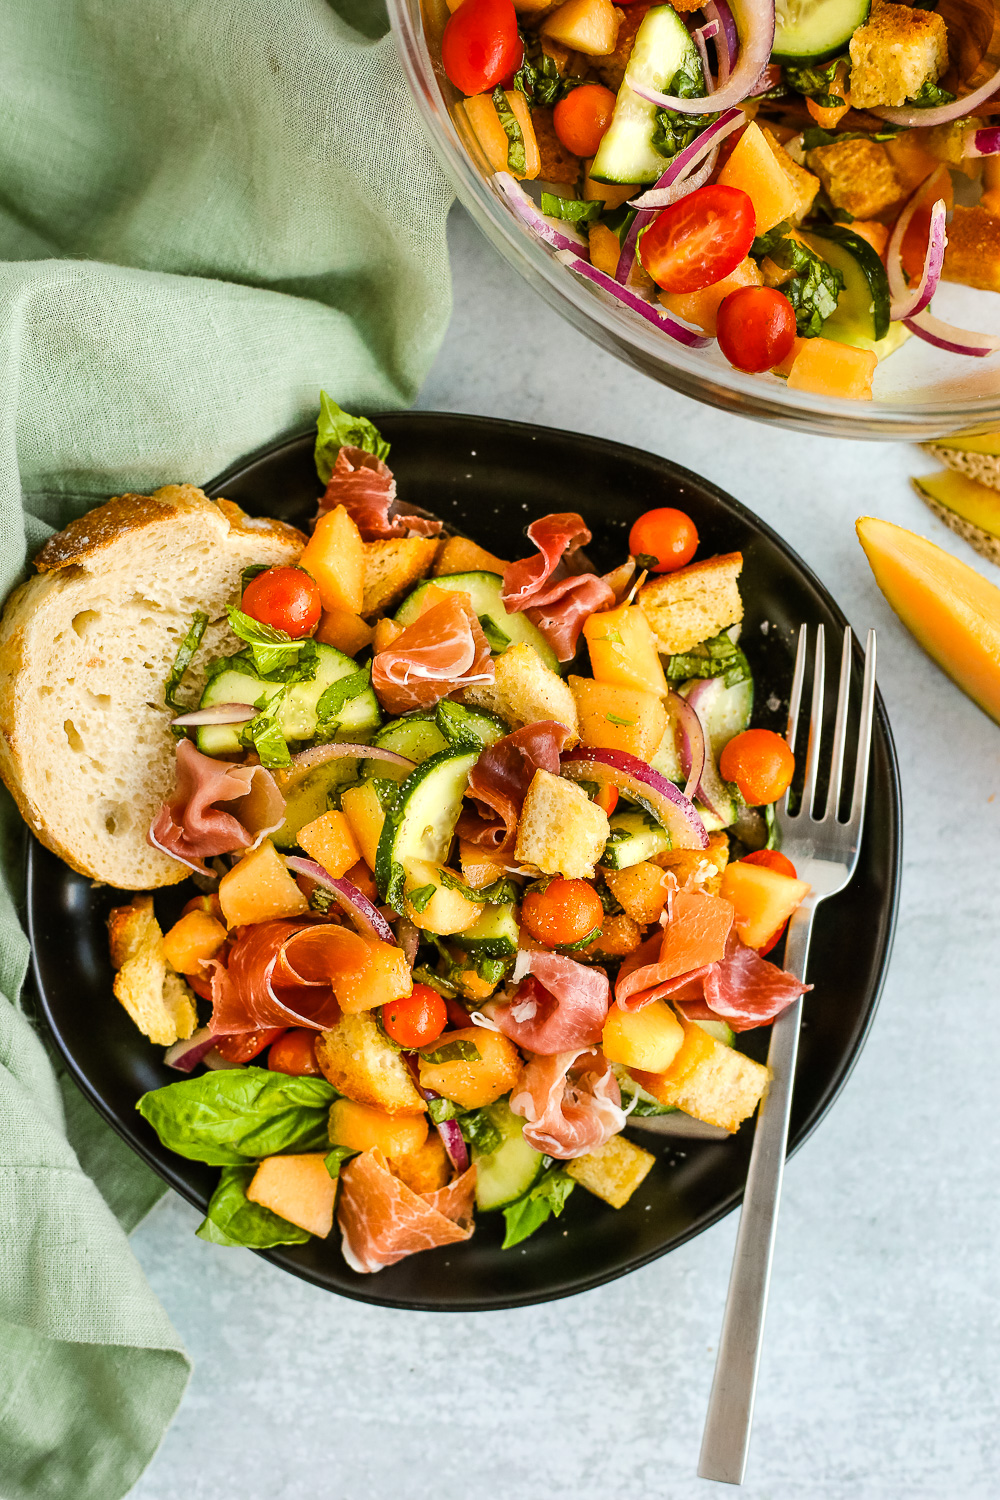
[
  {"xmin": 823, "ymin": 626, "xmax": 853, "ymax": 822},
  {"xmin": 800, "ymin": 622, "xmax": 825, "ymax": 818},
  {"xmin": 848, "ymin": 629, "xmax": 877, "ymax": 833},
  {"xmin": 785, "ymin": 625, "xmax": 808, "ymax": 754}
]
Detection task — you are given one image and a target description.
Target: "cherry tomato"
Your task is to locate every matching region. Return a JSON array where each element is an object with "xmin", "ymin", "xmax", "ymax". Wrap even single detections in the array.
[
  {"xmin": 441, "ymin": 0, "xmax": 522, "ymax": 97},
  {"xmin": 382, "ymin": 985, "xmax": 448, "ymax": 1049},
  {"xmin": 181, "ymin": 893, "xmax": 224, "ymax": 922},
  {"xmin": 268, "ymin": 1028, "xmax": 322, "ymax": 1076},
  {"xmin": 639, "ymin": 185, "xmax": 756, "ymax": 294},
  {"xmin": 594, "ymin": 782, "xmax": 619, "ymax": 817},
  {"xmin": 629, "ymin": 507, "xmax": 698, "ymax": 574},
  {"xmin": 241, "ymin": 567, "xmax": 321, "ymax": 639},
  {"xmin": 552, "ymin": 83, "xmax": 617, "ymax": 158},
  {"xmin": 720, "ymin": 729, "xmax": 795, "ymax": 806},
  {"xmin": 740, "ymin": 849, "xmax": 798, "ymax": 954},
  {"xmin": 716, "ymin": 286, "xmax": 797, "ymax": 374},
  {"xmin": 213, "ymin": 1027, "xmax": 285, "ymax": 1064},
  {"xmin": 521, "ymin": 879, "xmax": 604, "ymax": 948}
]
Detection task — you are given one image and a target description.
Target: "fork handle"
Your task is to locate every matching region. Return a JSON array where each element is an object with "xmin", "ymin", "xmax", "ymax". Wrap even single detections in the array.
[{"xmin": 697, "ymin": 900, "xmax": 816, "ymax": 1485}]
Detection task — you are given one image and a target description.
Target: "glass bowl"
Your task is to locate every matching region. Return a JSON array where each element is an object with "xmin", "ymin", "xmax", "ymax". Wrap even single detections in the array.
[{"xmin": 389, "ymin": 0, "xmax": 1000, "ymax": 440}]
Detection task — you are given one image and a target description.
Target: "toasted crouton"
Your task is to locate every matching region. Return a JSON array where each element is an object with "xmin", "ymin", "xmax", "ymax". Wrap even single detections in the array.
[
  {"xmin": 462, "ymin": 642, "xmax": 580, "ymax": 743},
  {"xmin": 314, "ymin": 1011, "xmax": 426, "ymax": 1114},
  {"xmin": 108, "ymin": 895, "xmax": 197, "ymax": 1046},
  {"xmin": 638, "ymin": 552, "xmax": 743, "ymax": 656},
  {"xmin": 942, "ymin": 206, "xmax": 1000, "ymax": 293},
  {"xmin": 761, "ymin": 126, "xmax": 819, "ymax": 223},
  {"xmin": 515, "ymin": 768, "xmax": 610, "ymax": 878},
  {"xmin": 849, "ymin": 0, "xmax": 948, "ymax": 109},
  {"xmin": 362, "ymin": 537, "xmax": 440, "ymax": 617},
  {"xmin": 653, "ymin": 830, "xmax": 730, "ymax": 893},
  {"xmin": 566, "ymin": 1132, "xmax": 656, "ymax": 1208},
  {"xmin": 806, "ymin": 137, "xmax": 904, "ymax": 220},
  {"xmin": 531, "ymin": 106, "xmax": 582, "ymax": 187},
  {"xmin": 635, "ymin": 1015, "xmax": 770, "ymax": 1132},
  {"xmin": 433, "ymin": 535, "xmax": 510, "ymax": 576}
]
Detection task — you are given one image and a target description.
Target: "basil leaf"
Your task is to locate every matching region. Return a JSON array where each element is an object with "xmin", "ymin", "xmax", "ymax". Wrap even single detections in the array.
[
  {"xmin": 386, "ymin": 857, "xmax": 407, "ymax": 914},
  {"xmin": 196, "ymin": 1165, "xmax": 311, "ymax": 1248},
  {"xmin": 324, "ymin": 1145, "xmax": 358, "ymax": 1179},
  {"xmin": 501, "ymin": 1168, "xmax": 575, "ymax": 1249},
  {"xmin": 802, "ymin": 124, "xmax": 905, "ymax": 149},
  {"xmin": 478, "ymin": 614, "xmax": 512, "ymax": 654},
  {"xmin": 492, "ymin": 86, "xmax": 526, "ymax": 176},
  {"xmin": 164, "ymin": 611, "xmax": 208, "ymax": 712},
  {"xmin": 412, "ymin": 964, "xmax": 459, "ymax": 998},
  {"xmin": 477, "ymin": 957, "xmax": 509, "ymax": 985},
  {"xmin": 651, "ymin": 60, "xmax": 716, "ymax": 161},
  {"xmin": 315, "ymin": 665, "xmax": 372, "ymax": 728},
  {"xmin": 459, "ymin": 1107, "xmax": 503, "ymax": 1156},
  {"xmin": 784, "ymin": 54, "xmax": 847, "ymax": 108},
  {"xmin": 750, "ymin": 231, "xmax": 844, "ymax": 338},
  {"xmin": 511, "ymin": 31, "xmax": 585, "ymax": 106},
  {"xmin": 593, "ymin": 874, "xmax": 623, "ymax": 917},
  {"xmin": 226, "ymin": 605, "xmax": 306, "ymax": 676},
  {"xmin": 421, "ymin": 1039, "xmax": 481, "ymax": 1065},
  {"xmin": 407, "ymin": 882, "xmax": 437, "ymax": 913},
  {"xmin": 428, "ymin": 1097, "xmax": 460, "ymax": 1124},
  {"xmin": 240, "ymin": 563, "xmax": 268, "ymax": 594},
  {"xmin": 906, "ymin": 78, "xmax": 956, "ymax": 107},
  {"xmin": 436, "ymin": 868, "xmax": 482, "ymax": 902},
  {"xmin": 540, "ymin": 192, "xmax": 602, "ymax": 226},
  {"xmin": 137, "ymin": 1067, "xmax": 339, "ymax": 1166},
  {"xmin": 240, "ymin": 689, "xmax": 292, "ymax": 770},
  {"xmin": 315, "ymin": 390, "xmax": 390, "ymax": 485},
  {"xmin": 474, "ymin": 877, "xmax": 522, "ymax": 907},
  {"xmin": 557, "ymin": 924, "xmax": 601, "ymax": 953}
]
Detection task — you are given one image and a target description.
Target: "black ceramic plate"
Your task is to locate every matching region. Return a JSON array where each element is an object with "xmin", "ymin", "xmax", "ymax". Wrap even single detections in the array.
[{"xmin": 27, "ymin": 413, "xmax": 900, "ymax": 1311}]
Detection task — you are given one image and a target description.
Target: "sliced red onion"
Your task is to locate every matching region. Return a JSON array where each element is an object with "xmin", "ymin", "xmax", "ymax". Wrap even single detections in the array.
[
  {"xmin": 284, "ymin": 855, "xmax": 396, "ymax": 944},
  {"xmin": 395, "ymin": 917, "xmax": 421, "ymax": 967},
  {"xmin": 704, "ymin": 0, "xmax": 737, "ymax": 81},
  {"xmin": 289, "ymin": 743, "xmax": 414, "ymax": 773},
  {"xmin": 560, "ymin": 747, "xmax": 709, "ymax": 849},
  {"xmin": 626, "ymin": 0, "xmax": 775, "ymax": 114},
  {"xmin": 692, "ymin": 19, "xmax": 719, "ymax": 90},
  {"xmin": 554, "ymin": 251, "xmax": 712, "ymax": 348},
  {"xmin": 680, "ymin": 679, "xmax": 738, "ymax": 822},
  {"xmin": 750, "ymin": 62, "xmax": 782, "ymax": 96},
  {"xmin": 886, "ymin": 181, "xmax": 948, "ymax": 322},
  {"xmin": 401, "ymin": 1052, "xmax": 471, "ymax": 1172},
  {"xmin": 669, "ymin": 689, "xmax": 706, "ymax": 800},
  {"xmin": 972, "ymin": 126, "xmax": 1000, "ymax": 156},
  {"xmin": 904, "ymin": 307, "xmax": 1000, "ymax": 357},
  {"xmin": 203, "ymin": 1049, "xmax": 244, "ymax": 1071},
  {"xmin": 170, "ymin": 702, "xmax": 255, "ymax": 727},
  {"xmin": 494, "ymin": 171, "xmax": 589, "ymax": 253},
  {"xmin": 872, "ymin": 61, "xmax": 1000, "ymax": 128},
  {"xmin": 629, "ymin": 108, "xmax": 744, "ymax": 207},
  {"xmin": 163, "ymin": 1025, "xmax": 218, "ymax": 1072}
]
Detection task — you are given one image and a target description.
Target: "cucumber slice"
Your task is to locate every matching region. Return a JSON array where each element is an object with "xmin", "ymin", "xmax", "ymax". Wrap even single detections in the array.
[
  {"xmin": 679, "ymin": 676, "xmax": 754, "ymax": 762},
  {"xmin": 395, "ymin": 571, "xmax": 560, "ymax": 674},
  {"xmin": 590, "ymin": 6, "xmax": 700, "ymax": 185},
  {"xmin": 196, "ymin": 645, "xmax": 380, "ymax": 756},
  {"xmin": 375, "ymin": 748, "xmax": 478, "ymax": 903},
  {"xmin": 451, "ymin": 904, "xmax": 520, "ymax": 959},
  {"xmin": 371, "ymin": 714, "xmax": 449, "ymax": 771},
  {"xmin": 435, "ymin": 699, "xmax": 509, "ymax": 751},
  {"xmin": 601, "ymin": 809, "xmax": 671, "ymax": 870},
  {"xmin": 803, "ymin": 225, "xmax": 891, "ymax": 348},
  {"xmin": 473, "ymin": 1098, "xmax": 544, "ymax": 1211},
  {"xmin": 694, "ymin": 1018, "xmax": 735, "ymax": 1047},
  {"xmin": 773, "ymin": 0, "xmax": 870, "ymax": 62},
  {"xmin": 272, "ymin": 757, "xmax": 362, "ymax": 851}
]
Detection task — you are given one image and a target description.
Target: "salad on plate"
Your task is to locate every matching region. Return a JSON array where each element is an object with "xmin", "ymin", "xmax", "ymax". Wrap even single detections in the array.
[{"xmin": 434, "ymin": 0, "xmax": 1000, "ymax": 397}]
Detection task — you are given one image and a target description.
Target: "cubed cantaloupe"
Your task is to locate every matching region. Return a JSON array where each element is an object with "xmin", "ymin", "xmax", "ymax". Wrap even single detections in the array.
[
  {"xmin": 719, "ymin": 860, "xmax": 810, "ymax": 950},
  {"xmin": 403, "ymin": 857, "xmax": 484, "ymax": 935},
  {"xmin": 658, "ymin": 256, "xmax": 762, "ymax": 337},
  {"xmin": 315, "ymin": 608, "xmax": 374, "ymax": 655},
  {"xmin": 717, "ymin": 121, "xmax": 800, "ymax": 236},
  {"xmin": 459, "ymin": 837, "xmax": 511, "ymax": 890},
  {"xmin": 297, "ymin": 810, "xmax": 362, "ymax": 881},
  {"xmin": 583, "ymin": 157, "xmax": 634, "ymax": 211},
  {"xmin": 218, "ymin": 839, "xmax": 309, "ymax": 929},
  {"xmin": 246, "ymin": 1153, "xmax": 337, "ymax": 1237},
  {"xmin": 603, "ymin": 861, "xmax": 672, "ymax": 925},
  {"xmin": 589, "ymin": 221, "xmax": 621, "ymax": 277},
  {"xmin": 389, "ymin": 1132, "xmax": 451, "ymax": 1195},
  {"xmin": 463, "ymin": 91, "xmax": 540, "ymax": 180},
  {"xmin": 632, "ymin": 1014, "xmax": 771, "ymax": 1133},
  {"xmin": 334, "ymin": 934, "xmax": 412, "ymax": 1015},
  {"xmin": 340, "ymin": 782, "xmax": 386, "ymax": 872},
  {"xmin": 541, "ymin": 0, "xmax": 620, "ymax": 54},
  {"xmin": 372, "ymin": 617, "xmax": 404, "ymax": 654},
  {"xmin": 417, "ymin": 1026, "xmax": 522, "ymax": 1109},
  {"xmin": 786, "ymin": 337, "xmax": 877, "ymax": 400},
  {"xmin": 299, "ymin": 505, "xmax": 365, "ymax": 614},
  {"xmin": 328, "ymin": 1098, "xmax": 428, "ymax": 1158},
  {"xmin": 583, "ymin": 603, "xmax": 668, "ymax": 698},
  {"xmin": 161, "ymin": 909, "xmax": 227, "ymax": 974},
  {"xmin": 569, "ymin": 675, "xmax": 668, "ymax": 760},
  {"xmin": 602, "ymin": 998, "xmax": 684, "ymax": 1074}
]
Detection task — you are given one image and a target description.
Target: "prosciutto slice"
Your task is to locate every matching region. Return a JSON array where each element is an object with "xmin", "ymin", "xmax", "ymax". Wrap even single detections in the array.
[
  {"xmin": 371, "ymin": 593, "xmax": 494, "ymax": 715},
  {"xmin": 337, "ymin": 1149, "xmax": 477, "ymax": 1273},
  {"xmin": 699, "ymin": 931, "xmax": 811, "ymax": 1031},
  {"xmin": 615, "ymin": 890, "xmax": 734, "ymax": 1012},
  {"xmin": 492, "ymin": 952, "xmax": 610, "ymax": 1053},
  {"xmin": 500, "ymin": 513, "xmax": 614, "ymax": 662},
  {"xmin": 510, "ymin": 1048, "xmax": 627, "ymax": 1159},
  {"xmin": 456, "ymin": 720, "xmax": 571, "ymax": 854},
  {"xmin": 148, "ymin": 739, "xmax": 284, "ymax": 874},
  {"xmin": 208, "ymin": 918, "xmax": 358, "ymax": 1034},
  {"xmin": 318, "ymin": 445, "xmax": 442, "ymax": 540}
]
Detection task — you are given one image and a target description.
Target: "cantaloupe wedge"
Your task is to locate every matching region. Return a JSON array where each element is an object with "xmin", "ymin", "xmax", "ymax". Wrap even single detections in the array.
[
  {"xmin": 932, "ymin": 432, "xmax": 1000, "ymax": 456},
  {"xmin": 299, "ymin": 505, "xmax": 365, "ymax": 614},
  {"xmin": 717, "ymin": 122, "xmax": 800, "ymax": 236},
  {"xmin": 218, "ymin": 839, "xmax": 309, "ymax": 928},
  {"xmin": 568, "ymin": 675, "xmax": 667, "ymax": 760},
  {"xmin": 583, "ymin": 602, "xmax": 668, "ymax": 698},
  {"xmin": 602, "ymin": 998, "xmax": 683, "ymax": 1073},
  {"xmin": 857, "ymin": 516, "xmax": 1000, "ymax": 724},
  {"xmin": 719, "ymin": 861, "xmax": 811, "ymax": 951},
  {"xmin": 247, "ymin": 1154, "xmax": 337, "ymax": 1238}
]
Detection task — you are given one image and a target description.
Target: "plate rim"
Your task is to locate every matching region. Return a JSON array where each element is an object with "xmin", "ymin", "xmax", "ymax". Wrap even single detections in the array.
[{"xmin": 26, "ymin": 411, "xmax": 902, "ymax": 1311}]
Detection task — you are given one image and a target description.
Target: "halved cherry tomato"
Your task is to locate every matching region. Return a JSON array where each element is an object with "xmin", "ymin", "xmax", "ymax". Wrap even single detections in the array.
[
  {"xmin": 720, "ymin": 729, "xmax": 795, "ymax": 805},
  {"xmin": 553, "ymin": 83, "xmax": 617, "ymax": 158},
  {"xmin": 268, "ymin": 1027, "xmax": 322, "ymax": 1076},
  {"xmin": 716, "ymin": 286, "xmax": 797, "ymax": 374},
  {"xmin": 739, "ymin": 849, "xmax": 798, "ymax": 954},
  {"xmin": 382, "ymin": 985, "xmax": 448, "ymax": 1049},
  {"xmin": 242, "ymin": 567, "xmax": 321, "ymax": 639},
  {"xmin": 594, "ymin": 783, "xmax": 619, "ymax": 817},
  {"xmin": 213, "ymin": 1027, "xmax": 285, "ymax": 1064},
  {"xmin": 639, "ymin": 185, "xmax": 756, "ymax": 294},
  {"xmin": 521, "ymin": 879, "xmax": 603, "ymax": 948},
  {"xmin": 181, "ymin": 893, "xmax": 224, "ymax": 922},
  {"xmin": 629, "ymin": 507, "xmax": 698, "ymax": 574},
  {"xmin": 441, "ymin": 0, "xmax": 522, "ymax": 97}
]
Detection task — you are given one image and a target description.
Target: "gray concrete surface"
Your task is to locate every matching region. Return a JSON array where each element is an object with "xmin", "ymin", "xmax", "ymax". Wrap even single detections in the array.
[{"xmin": 129, "ymin": 203, "xmax": 1000, "ymax": 1500}]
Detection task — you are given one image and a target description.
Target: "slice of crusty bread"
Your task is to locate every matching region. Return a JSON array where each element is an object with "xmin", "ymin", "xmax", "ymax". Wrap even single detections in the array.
[
  {"xmin": 0, "ymin": 484, "xmax": 304, "ymax": 890},
  {"xmin": 462, "ymin": 640, "xmax": 580, "ymax": 744},
  {"xmin": 361, "ymin": 537, "xmax": 440, "ymax": 617},
  {"xmin": 108, "ymin": 894, "xmax": 198, "ymax": 1045},
  {"xmin": 638, "ymin": 552, "xmax": 744, "ymax": 656}
]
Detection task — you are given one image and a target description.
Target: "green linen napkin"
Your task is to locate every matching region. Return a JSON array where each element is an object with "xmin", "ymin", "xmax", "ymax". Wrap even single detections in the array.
[{"xmin": 0, "ymin": 3, "xmax": 452, "ymax": 1497}]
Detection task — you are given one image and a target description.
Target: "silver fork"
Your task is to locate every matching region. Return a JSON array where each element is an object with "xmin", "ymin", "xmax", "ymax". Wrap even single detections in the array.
[{"xmin": 697, "ymin": 623, "xmax": 877, "ymax": 1486}]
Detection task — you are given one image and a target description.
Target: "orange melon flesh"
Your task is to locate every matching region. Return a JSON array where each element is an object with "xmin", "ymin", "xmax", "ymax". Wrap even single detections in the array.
[
  {"xmin": 299, "ymin": 505, "xmax": 365, "ymax": 614},
  {"xmin": 786, "ymin": 338, "xmax": 876, "ymax": 400},
  {"xmin": 719, "ymin": 861, "xmax": 811, "ymax": 950},
  {"xmin": 857, "ymin": 515, "xmax": 1000, "ymax": 724},
  {"xmin": 583, "ymin": 602, "xmax": 668, "ymax": 698},
  {"xmin": 463, "ymin": 92, "xmax": 540, "ymax": 180},
  {"xmin": 659, "ymin": 256, "xmax": 762, "ymax": 338},
  {"xmin": 247, "ymin": 1154, "xmax": 337, "ymax": 1238},
  {"xmin": 328, "ymin": 1099, "xmax": 428, "ymax": 1159},
  {"xmin": 602, "ymin": 998, "xmax": 683, "ymax": 1074},
  {"xmin": 716, "ymin": 121, "xmax": 800, "ymax": 236},
  {"xmin": 913, "ymin": 471, "xmax": 1000, "ymax": 539}
]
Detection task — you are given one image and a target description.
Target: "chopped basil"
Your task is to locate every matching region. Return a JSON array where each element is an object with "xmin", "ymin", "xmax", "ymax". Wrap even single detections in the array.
[
  {"xmin": 907, "ymin": 78, "xmax": 956, "ymax": 107},
  {"xmin": 239, "ymin": 563, "xmax": 268, "ymax": 595},
  {"xmin": 605, "ymin": 713, "xmax": 635, "ymax": 727},
  {"xmin": 420, "ymin": 1039, "xmax": 481, "ymax": 1066},
  {"xmin": 802, "ymin": 124, "xmax": 904, "ymax": 149},
  {"xmin": 406, "ymin": 883, "xmax": 437, "ymax": 914},
  {"xmin": 458, "ymin": 1107, "xmax": 503, "ymax": 1157},
  {"xmin": 501, "ymin": 1168, "xmax": 575, "ymax": 1249},
  {"xmin": 315, "ymin": 390, "xmax": 390, "ymax": 485},
  {"xmin": 386, "ymin": 858, "xmax": 407, "ymax": 914},
  {"xmin": 164, "ymin": 611, "xmax": 208, "ymax": 712},
  {"xmin": 309, "ymin": 885, "xmax": 336, "ymax": 914},
  {"xmin": 633, "ymin": 552, "xmax": 658, "ymax": 571},
  {"xmin": 196, "ymin": 1166, "xmax": 311, "ymax": 1248},
  {"xmin": 239, "ymin": 690, "xmax": 292, "ymax": 770},
  {"xmin": 557, "ymin": 924, "xmax": 602, "ymax": 953},
  {"xmin": 492, "ymin": 86, "xmax": 527, "ymax": 176},
  {"xmin": 511, "ymin": 31, "xmax": 585, "ymax": 106},
  {"xmin": 651, "ymin": 61, "xmax": 717, "ymax": 161},
  {"xmin": 437, "ymin": 868, "xmax": 483, "ymax": 902},
  {"xmin": 749, "ymin": 230, "xmax": 844, "ymax": 338},
  {"xmin": 764, "ymin": 801, "xmax": 779, "ymax": 851},
  {"xmin": 478, "ymin": 614, "xmax": 512, "ymax": 654},
  {"xmin": 473, "ymin": 877, "xmax": 522, "ymax": 907},
  {"xmin": 540, "ymin": 193, "xmax": 602, "ymax": 227},
  {"xmin": 315, "ymin": 665, "xmax": 372, "ymax": 729},
  {"xmin": 412, "ymin": 964, "xmax": 459, "ymax": 998},
  {"xmin": 324, "ymin": 1145, "xmax": 358, "ymax": 1179},
  {"xmin": 477, "ymin": 956, "xmax": 509, "ymax": 985},
  {"xmin": 226, "ymin": 605, "xmax": 307, "ymax": 677},
  {"xmin": 593, "ymin": 874, "xmax": 623, "ymax": 917},
  {"xmin": 784, "ymin": 55, "xmax": 847, "ymax": 110}
]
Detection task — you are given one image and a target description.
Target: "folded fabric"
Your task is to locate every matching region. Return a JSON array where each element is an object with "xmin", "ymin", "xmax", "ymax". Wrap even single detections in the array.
[{"xmin": 0, "ymin": 2, "xmax": 452, "ymax": 1496}]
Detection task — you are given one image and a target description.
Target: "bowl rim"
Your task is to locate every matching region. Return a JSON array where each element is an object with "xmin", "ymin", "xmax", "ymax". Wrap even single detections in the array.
[{"xmin": 388, "ymin": 0, "xmax": 1000, "ymax": 441}]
